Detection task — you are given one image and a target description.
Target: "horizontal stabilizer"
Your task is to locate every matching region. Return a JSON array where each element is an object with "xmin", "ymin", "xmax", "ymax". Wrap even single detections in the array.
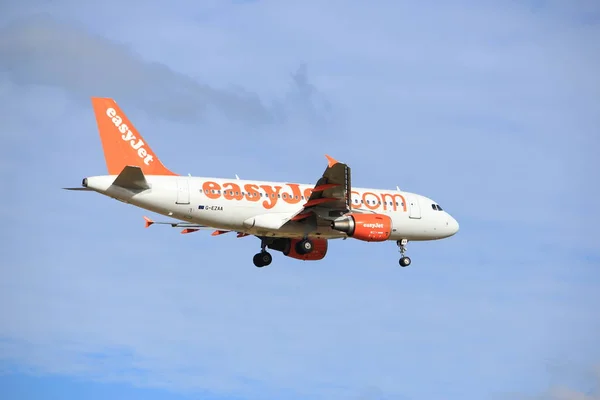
[
  {"xmin": 113, "ymin": 166, "xmax": 150, "ymax": 190},
  {"xmin": 62, "ymin": 187, "xmax": 93, "ymax": 191}
]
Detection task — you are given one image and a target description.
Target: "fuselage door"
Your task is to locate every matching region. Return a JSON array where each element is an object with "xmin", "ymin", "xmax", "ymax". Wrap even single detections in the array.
[
  {"xmin": 408, "ymin": 194, "xmax": 421, "ymax": 219},
  {"xmin": 176, "ymin": 177, "xmax": 190, "ymax": 205}
]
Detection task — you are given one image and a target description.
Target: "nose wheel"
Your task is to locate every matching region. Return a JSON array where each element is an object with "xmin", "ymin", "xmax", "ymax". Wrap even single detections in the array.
[{"xmin": 397, "ymin": 239, "xmax": 411, "ymax": 267}]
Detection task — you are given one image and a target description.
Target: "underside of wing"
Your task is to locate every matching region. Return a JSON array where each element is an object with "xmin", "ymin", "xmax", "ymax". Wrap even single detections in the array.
[{"xmin": 142, "ymin": 216, "xmax": 252, "ymax": 237}]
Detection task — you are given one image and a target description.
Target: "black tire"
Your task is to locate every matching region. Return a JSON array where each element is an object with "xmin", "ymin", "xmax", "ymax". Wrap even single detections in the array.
[
  {"xmin": 253, "ymin": 253, "xmax": 265, "ymax": 267},
  {"xmin": 260, "ymin": 251, "xmax": 272, "ymax": 266},
  {"xmin": 295, "ymin": 239, "xmax": 314, "ymax": 255},
  {"xmin": 399, "ymin": 256, "xmax": 411, "ymax": 267}
]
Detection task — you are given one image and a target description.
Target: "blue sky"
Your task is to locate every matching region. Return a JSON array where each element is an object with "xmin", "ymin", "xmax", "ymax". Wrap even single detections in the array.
[{"xmin": 1, "ymin": 1, "xmax": 599, "ymax": 399}]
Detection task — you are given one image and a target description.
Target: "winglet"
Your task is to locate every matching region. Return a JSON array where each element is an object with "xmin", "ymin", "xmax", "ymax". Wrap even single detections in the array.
[
  {"xmin": 143, "ymin": 216, "xmax": 154, "ymax": 228},
  {"xmin": 325, "ymin": 154, "xmax": 339, "ymax": 168}
]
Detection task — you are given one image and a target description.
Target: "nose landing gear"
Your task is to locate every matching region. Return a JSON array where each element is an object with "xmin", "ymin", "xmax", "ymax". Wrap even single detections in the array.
[{"xmin": 397, "ymin": 239, "xmax": 411, "ymax": 267}]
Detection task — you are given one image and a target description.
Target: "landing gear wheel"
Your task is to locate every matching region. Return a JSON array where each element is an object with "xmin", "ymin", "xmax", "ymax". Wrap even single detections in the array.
[
  {"xmin": 295, "ymin": 238, "xmax": 314, "ymax": 255},
  {"xmin": 399, "ymin": 256, "xmax": 411, "ymax": 267},
  {"xmin": 253, "ymin": 251, "xmax": 272, "ymax": 268}
]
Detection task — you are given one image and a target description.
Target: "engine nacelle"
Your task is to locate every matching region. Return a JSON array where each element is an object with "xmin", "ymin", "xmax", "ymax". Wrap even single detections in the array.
[
  {"xmin": 267, "ymin": 238, "xmax": 328, "ymax": 261},
  {"xmin": 331, "ymin": 213, "xmax": 392, "ymax": 242}
]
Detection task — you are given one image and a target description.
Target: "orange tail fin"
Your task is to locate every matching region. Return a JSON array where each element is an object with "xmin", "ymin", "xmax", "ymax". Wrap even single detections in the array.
[{"xmin": 91, "ymin": 97, "xmax": 177, "ymax": 176}]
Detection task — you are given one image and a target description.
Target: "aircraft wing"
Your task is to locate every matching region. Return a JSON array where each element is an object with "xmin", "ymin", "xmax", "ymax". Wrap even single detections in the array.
[
  {"xmin": 143, "ymin": 216, "xmax": 225, "ymax": 235},
  {"xmin": 290, "ymin": 155, "xmax": 352, "ymax": 223}
]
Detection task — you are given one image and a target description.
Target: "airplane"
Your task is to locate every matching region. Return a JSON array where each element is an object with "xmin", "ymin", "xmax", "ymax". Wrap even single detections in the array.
[{"xmin": 65, "ymin": 97, "xmax": 459, "ymax": 268}]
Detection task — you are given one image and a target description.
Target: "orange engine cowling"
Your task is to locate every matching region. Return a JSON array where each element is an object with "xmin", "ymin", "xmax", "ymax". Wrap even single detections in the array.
[
  {"xmin": 267, "ymin": 238, "xmax": 328, "ymax": 261},
  {"xmin": 331, "ymin": 213, "xmax": 392, "ymax": 242}
]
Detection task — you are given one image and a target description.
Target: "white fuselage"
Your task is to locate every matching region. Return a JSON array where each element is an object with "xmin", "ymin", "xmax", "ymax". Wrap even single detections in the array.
[{"xmin": 84, "ymin": 175, "xmax": 459, "ymax": 242}]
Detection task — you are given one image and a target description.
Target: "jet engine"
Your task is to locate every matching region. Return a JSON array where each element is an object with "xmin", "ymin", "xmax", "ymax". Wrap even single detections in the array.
[
  {"xmin": 331, "ymin": 213, "xmax": 392, "ymax": 242},
  {"xmin": 267, "ymin": 238, "xmax": 328, "ymax": 261}
]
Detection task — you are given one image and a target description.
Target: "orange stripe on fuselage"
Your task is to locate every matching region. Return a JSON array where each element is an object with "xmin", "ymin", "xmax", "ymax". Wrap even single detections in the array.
[{"xmin": 200, "ymin": 181, "xmax": 408, "ymax": 212}]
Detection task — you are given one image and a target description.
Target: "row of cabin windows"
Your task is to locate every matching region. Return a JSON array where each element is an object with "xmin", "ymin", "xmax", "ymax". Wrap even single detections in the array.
[
  {"xmin": 431, "ymin": 204, "xmax": 443, "ymax": 211},
  {"xmin": 353, "ymin": 198, "xmax": 404, "ymax": 207},
  {"xmin": 200, "ymin": 189, "xmax": 302, "ymax": 200},
  {"xmin": 199, "ymin": 189, "xmax": 404, "ymax": 207}
]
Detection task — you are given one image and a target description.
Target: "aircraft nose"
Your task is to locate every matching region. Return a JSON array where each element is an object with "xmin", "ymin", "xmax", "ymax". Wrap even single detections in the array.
[{"xmin": 447, "ymin": 215, "xmax": 459, "ymax": 236}]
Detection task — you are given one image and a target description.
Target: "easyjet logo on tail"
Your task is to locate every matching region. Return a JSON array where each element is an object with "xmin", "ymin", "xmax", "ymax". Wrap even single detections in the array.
[{"xmin": 106, "ymin": 107, "xmax": 154, "ymax": 166}]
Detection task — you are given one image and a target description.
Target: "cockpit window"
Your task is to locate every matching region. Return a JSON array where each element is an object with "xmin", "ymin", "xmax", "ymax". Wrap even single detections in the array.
[
  {"xmin": 431, "ymin": 204, "xmax": 444, "ymax": 211},
  {"xmin": 436, "ymin": 204, "xmax": 443, "ymax": 211},
  {"xmin": 431, "ymin": 204, "xmax": 437, "ymax": 210}
]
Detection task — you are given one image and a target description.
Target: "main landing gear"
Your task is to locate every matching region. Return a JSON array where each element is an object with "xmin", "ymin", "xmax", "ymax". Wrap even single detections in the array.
[
  {"xmin": 296, "ymin": 238, "xmax": 313, "ymax": 254},
  {"xmin": 253, "ymin": 240, "xmax": 272, "ymax": 268},
  {"xmin": 252, "ymin": 237, "xmax": 314, "ymax": 267},
  {"xmin": 252, "ymin": 239, "xmax": 273, "ymax": 268},
  {"xmin": 397, "ymin": 239, "xmax": 411, "ymax": 267},
  {"xmin": 253, "ymin": 251, "xmax": 272, "ymax": 268}
]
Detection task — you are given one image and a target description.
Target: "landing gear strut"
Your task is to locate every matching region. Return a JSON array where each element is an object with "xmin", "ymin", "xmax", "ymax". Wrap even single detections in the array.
[
  {"xmin": 397, "ymin": 239, "xmax": 411, "ymax": 267},
  {"xmin": 253, "ymin": 239, "xmax": 272, "ymax": 268}
]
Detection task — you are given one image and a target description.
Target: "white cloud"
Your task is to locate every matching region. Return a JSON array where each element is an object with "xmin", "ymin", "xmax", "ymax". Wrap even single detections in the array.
[{"xmin": 0, "ymin": 14, "xmax": 330, "ymax": 128}]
